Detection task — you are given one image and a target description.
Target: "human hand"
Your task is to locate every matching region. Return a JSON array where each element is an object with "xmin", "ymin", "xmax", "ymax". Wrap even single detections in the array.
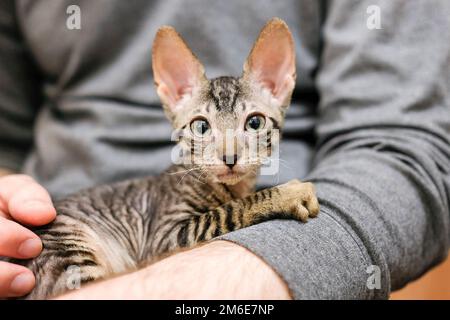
[{"xmin": 0, "ymin": 173, "xmax": 56, "ymax": 298}]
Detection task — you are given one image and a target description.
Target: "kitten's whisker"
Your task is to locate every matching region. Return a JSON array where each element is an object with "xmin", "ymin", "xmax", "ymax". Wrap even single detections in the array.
[
  {"xmin": 174, "ymin": 166, "xmax": 204, "ymax": 185},
  {"xmin": 193, "ymin": 168, "xmax": 209, "ymax": 185},
  {"xmin": 169, "ymin": 166, "xmax": 202, "ymax": 175},
  {"xmin": 265, "ymin": 157, "xmax": 292, "ymax": 171}
]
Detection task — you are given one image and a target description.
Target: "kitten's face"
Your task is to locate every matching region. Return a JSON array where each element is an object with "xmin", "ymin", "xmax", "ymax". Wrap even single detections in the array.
[
  {"xmin": 152, "ymin": 18, "xmax": 296, "ymax": 185},
  {"xmin": 171, "ymin": 76, "xmax": 284, "ymax": 184}
]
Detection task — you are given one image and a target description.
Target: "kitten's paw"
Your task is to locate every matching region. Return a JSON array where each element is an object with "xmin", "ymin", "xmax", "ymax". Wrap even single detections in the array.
[{"xmin": 276, "ymin": 180, "xmax": 320, "ymax": 222}]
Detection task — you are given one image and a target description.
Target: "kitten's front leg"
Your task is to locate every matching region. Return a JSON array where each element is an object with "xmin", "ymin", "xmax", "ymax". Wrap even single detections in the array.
[{"xmin": 164, "ymin": 180, "xmax": 319, "ymax": 252}]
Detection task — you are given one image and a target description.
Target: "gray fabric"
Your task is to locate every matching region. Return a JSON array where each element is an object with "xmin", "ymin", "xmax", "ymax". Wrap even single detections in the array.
[{"xmin": 0, "ymin": 0, "xmax": 449, "ymax": 299}]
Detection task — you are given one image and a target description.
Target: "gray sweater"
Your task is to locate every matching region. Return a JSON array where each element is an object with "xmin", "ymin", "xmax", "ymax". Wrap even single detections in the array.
[{"xmin": 0, "ymin": 0, "xmax": 449, "ymax": 299}]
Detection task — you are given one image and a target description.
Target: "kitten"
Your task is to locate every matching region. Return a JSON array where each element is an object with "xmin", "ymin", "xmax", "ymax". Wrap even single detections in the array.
[{"xmin": 11, "ymin": 18, "xmax": 319, "ymax": 299}]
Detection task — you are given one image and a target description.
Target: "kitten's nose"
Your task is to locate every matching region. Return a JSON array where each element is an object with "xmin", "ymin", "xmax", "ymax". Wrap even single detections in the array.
[{"xmin": 223, "ymin": 154, "xmax": 239, "ymax": 169}]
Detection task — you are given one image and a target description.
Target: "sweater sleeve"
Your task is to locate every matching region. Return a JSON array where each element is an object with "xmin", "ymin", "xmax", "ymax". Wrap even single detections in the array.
[
  {"xmin": 220, "ymin": 0, "xmax": 450, "ymax": 299},
  {"xmin": 0, "ymin": 0, "xmax": 42, "ymax": 172}
]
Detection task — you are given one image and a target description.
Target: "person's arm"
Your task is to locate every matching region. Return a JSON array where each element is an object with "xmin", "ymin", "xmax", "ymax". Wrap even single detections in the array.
[
  {"xmin": 0, "ymin": 1, "xmax": 57, "ymax": 298},
  {"xmin": 56, "ymin": 0, "xmax": 449, "ymax": 300},
  {"xmin": 219, "ymin": 0, "xmax": 450, "ymax": 299},
  {"xmin": 57, "ymin": 241, "xmax": 291, "ymax": 299}
]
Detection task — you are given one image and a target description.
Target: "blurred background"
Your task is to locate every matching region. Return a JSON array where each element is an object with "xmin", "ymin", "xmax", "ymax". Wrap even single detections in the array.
[{"xmin": 391, "ymin": 256, "xmax": 450, "ymax": 299}]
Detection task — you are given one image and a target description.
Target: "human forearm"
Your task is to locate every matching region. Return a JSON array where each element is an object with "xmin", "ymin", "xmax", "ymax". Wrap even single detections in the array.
[
  {"xmin": 220, "ymin": 133, "xmax": 449, "ymax": 299},
  {"xmin": 224, "ymin": 0, "xmax": 450, "ymax": 299},
  {"xmin": 312, "ymin": 0, "xmax": 450, "ymax": 291},
  {"xmin": 310, "ymin": 133, "xmax": 450, "ymax": 291},
  {"xmin": 56, "ymin": 241, "xmax": 291, "ymax": 299}
]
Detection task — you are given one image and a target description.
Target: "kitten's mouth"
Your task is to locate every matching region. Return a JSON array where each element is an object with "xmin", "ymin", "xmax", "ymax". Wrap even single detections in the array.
[
  {"xmin": 216, "ymin": 174, "xmax": 243, "ymax": 185},
  {"xmin": 215, "ymin": 167, "xmax": 249, "ymax": 184},
  {"xmin": 217, "ymin": 171, "xmax": 242, "ymax": 179},
  {"xmin": 207, "ymin": 163, "xmax": 257, "ymax": 185}
]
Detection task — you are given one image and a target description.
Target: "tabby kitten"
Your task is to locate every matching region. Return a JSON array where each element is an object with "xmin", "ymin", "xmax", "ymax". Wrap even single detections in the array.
[{"xmin": 12, "ymin": 18, "xmax": 319, "ymax": 299}]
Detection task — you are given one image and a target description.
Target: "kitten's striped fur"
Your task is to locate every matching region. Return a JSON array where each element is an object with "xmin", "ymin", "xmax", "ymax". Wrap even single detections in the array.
[
  {"xmin": 9, "ymin": 18, "xmax": 319, "ymax": 299},
  {"xmin": 16, "ymin": 166, "xmax": 318, "ymax": 299}
]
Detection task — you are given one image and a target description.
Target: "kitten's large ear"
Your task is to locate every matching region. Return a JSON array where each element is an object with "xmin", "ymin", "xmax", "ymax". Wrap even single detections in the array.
[
  {"xmin": 152, "ymin": 26, "xmax": 206, "ymax": 112},
  {"xmin": 243, "ymin": 18, "xmax": 296, "ymax": 106}
]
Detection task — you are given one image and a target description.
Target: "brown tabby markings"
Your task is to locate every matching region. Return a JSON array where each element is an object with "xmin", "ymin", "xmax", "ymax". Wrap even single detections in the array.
[{"xmin": 11, "ymin": 18, "xmax": 319, "ymax": 299}]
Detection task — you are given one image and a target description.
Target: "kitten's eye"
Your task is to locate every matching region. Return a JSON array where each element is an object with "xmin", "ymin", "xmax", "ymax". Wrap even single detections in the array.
[
  {"xmin": 245, "ymin": 114, "xmax": 266, "ymax": 132},
  {"xmin": 190, "ymin": 118, "xmax": 211, "ymax": 137}
]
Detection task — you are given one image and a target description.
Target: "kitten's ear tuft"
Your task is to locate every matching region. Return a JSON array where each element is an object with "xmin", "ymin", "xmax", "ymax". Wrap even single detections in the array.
[
  {"xmin": 152, "ymin": 26, "xmax": 206, "ymax": 112},
  {"xmin": 243, "ymin": 18, "xmax": 296, "ymax": 105}
]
